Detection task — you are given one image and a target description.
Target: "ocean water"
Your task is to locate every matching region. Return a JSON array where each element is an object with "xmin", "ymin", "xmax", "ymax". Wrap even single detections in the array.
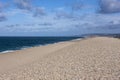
[{"xmin": 0, "ymin": 37, "xmax": 81, "ymax": 53}]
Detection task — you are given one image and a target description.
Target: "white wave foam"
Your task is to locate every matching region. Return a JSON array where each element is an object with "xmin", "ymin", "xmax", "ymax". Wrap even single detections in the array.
[{"xmin": 0, "ymin": 50, "xmax": 14, "ymax": 54}]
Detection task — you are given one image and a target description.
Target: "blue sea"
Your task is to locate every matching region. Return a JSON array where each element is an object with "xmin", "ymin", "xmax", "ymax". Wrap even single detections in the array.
[{"xmin": 0, "ymin": 37, "xmax": 81, "ymax": 53}]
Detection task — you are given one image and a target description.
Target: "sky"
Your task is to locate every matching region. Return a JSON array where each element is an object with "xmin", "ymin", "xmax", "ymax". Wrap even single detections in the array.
[{"xmin": 0, "ymin": 0, "xmax": 120, "ymax": 36}]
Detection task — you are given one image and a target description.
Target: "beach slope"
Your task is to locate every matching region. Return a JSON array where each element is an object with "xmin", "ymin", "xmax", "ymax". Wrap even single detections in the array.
[{"xmin": 0, "ymin": 37, "xmax": 120, "ymax": 80}]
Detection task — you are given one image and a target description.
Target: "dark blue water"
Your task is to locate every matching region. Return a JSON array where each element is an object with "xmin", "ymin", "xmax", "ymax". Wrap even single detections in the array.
[{"xmin": 0, "ymin": 37, "xmax": 81, "ymax": 53}]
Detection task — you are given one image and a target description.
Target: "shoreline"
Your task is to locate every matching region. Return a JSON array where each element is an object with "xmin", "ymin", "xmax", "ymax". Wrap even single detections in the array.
[
  {"xmin": 0, "ymin": 37, "xmax": 82, "ymax": 54},
  {"xmin": 0, "ymin": 36, "xmax": 118, "ymax": 54},
  {"xmin": 0, "ymin": 39, "xmax": 74, "ymax": 73}
]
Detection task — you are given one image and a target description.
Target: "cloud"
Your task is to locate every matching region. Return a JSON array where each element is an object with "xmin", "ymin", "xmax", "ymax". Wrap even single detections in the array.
[
  {"xmin": 0, "ymin": 2, "xmax": 8, "ymax": 22},
  {"xmin": 54, "ymin": 7, "xmax": 73, "ymax": 19},
  {"xmin": 69, "ymin": 0, "xmax": 83, "ymax": 16},
  {"xmin": 54, "ymin": 1, "xmax": 84, "ymax": 19},
  {"xmin": 71, "ymin": 1, "xmax": 83, "ymax": 11},
  {"xmin": 1, "ymin": 12, "xmax": 120, "ymax": 35},
  {"xmin": 14, "ymin": 0, "xmax": 33, "ymax": 11},
  {"xmin": 55, "ymin": 11, "xmax": 71, "ymax": 19},
  {"xmin": 0, "ymin": 13, "xmax": 6, "ymax": 21},
  {"xmin": 0, "ymin": 2, "xmax": 9, "ymax": 11},
  {"xmin": 3, "ymin": 22, "xmax": 54, "ymax": 32},
  {"xmin": 0, "ymin": 3, "xmax": 5, "ymax": 11},
  {"xmin": 33, "ymin": 7, "xmax": 46, "ymax": 17},
  {"xmin": 96, "ymin": 20, "xmax": 120, "ymax": 30},
  {"xmin": 100, "ymin": 0, "xmax": 120, "ymax": 13},
  {"xmin": 14, "ymin": 0, "xmax": 46, "ymax": 18}
]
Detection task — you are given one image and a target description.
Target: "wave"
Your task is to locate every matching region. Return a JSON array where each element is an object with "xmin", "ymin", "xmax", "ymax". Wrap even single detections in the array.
[
  {"xmin": 1, "ymin": 50, "xmax": 14, "ymax": 54},
  {"xmin": 0, "ymin": 43, "xmax": 58, "ymax": 54}
]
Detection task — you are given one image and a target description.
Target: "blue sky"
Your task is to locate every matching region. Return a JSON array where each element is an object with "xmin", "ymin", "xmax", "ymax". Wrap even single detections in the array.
[{"xmin": 0, "ymin": 0, "xmax": 120, "ymax": 36}]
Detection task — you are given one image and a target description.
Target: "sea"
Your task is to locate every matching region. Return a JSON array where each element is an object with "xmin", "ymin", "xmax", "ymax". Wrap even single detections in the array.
[{"xmin": 0, "ymin": 37, "xmax": 81, "ymax": 53}]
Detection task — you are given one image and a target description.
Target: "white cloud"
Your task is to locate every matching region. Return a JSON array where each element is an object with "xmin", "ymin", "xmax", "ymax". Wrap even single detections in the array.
[
  {"xmin": 100, "ymin": 0, "xmax": 120, "ymax": 13},
  {"xmin": 14, "ymin": 0, "xmax": 33, "ymax": 11},
  {"xmin": 0, "ymin": 2, "xmax": 8, "ymax": 22},
  {"xmin": 33, "ymin": 7, "xmax": 46, "ymax": 17}
]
